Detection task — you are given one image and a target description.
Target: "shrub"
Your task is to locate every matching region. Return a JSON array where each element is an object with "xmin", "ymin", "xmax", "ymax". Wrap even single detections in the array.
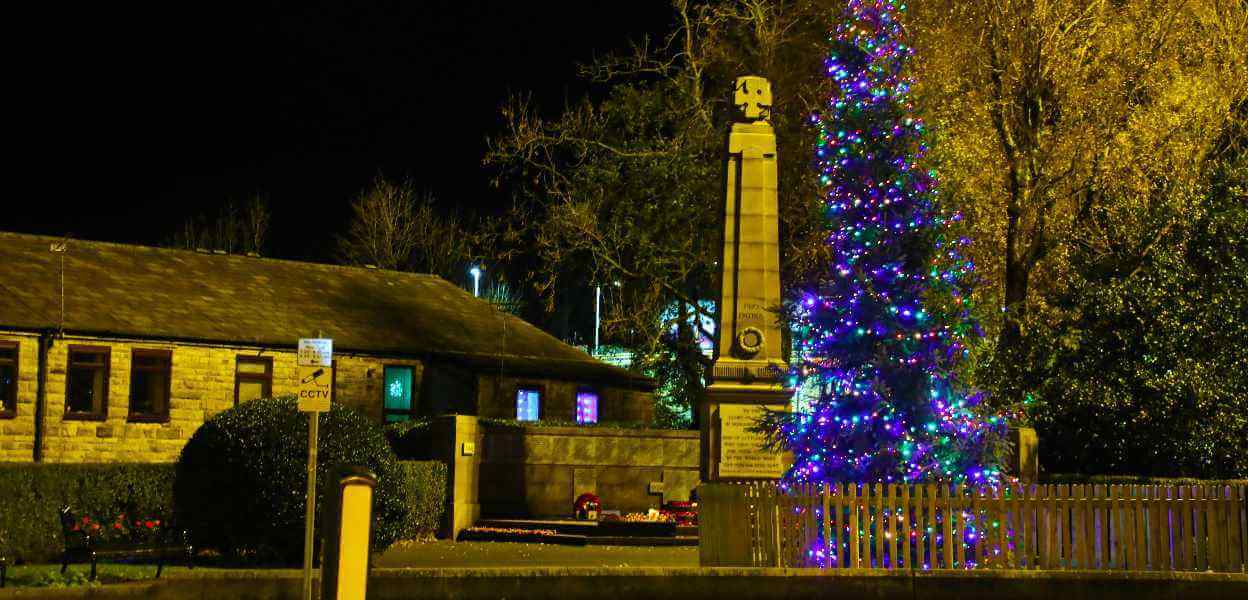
[
  {"xmin": 174, "ymin": 397, "xmax": 407, "ymax": 563},
  {"xmin": 385, "ymin": 418, "xmax": 435, "ymax": 460},
  {"xmin": 0, "ymin": 463, "xmax": 174, "ymax": 563},
  {"xmin": 396, "ymin": 461, "xmax": 447, "ymax": 539}
]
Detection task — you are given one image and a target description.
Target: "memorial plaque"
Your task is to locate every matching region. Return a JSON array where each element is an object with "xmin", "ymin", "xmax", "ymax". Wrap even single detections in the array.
[{"xmin": 717, "ymin": 403, "xmax": 785, "ymax": 479}]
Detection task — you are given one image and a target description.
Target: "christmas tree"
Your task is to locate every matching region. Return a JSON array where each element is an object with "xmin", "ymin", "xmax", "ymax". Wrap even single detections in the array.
[{"xmin": 774, "ymin": 0, "xmax": 1005, "ymax": 486}]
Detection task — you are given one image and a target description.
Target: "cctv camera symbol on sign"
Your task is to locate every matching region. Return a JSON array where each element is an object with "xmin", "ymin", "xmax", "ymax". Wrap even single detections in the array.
[{"xmin": 301, "ymin": 368, "xmax": 329, "ymax": 387}]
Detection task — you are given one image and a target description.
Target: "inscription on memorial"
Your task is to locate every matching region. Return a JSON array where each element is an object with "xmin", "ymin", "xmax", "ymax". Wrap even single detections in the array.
[{"xmin": 717, "ymin": 403, "xmax": 786, "ymax": 479}]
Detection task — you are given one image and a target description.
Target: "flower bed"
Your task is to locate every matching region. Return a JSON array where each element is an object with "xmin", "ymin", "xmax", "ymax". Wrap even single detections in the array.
[
  {"xmin": 596, "ymin": 515, "xmax": 678, "ymax": 537},
  {"xmin": 72, "ymin": 513, "xmax": 168, "ymax": 545},
  {"xmin": 457, "ymin": 527, "xmax": 587, "ymax": 546}
]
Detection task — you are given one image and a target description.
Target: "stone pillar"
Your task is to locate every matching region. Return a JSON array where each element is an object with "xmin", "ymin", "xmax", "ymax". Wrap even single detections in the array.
[
  {"xmin": 701, "ymin": 76, "xmax": 793, "ymax": 482},
  {"xmin": 1011, "ymin": 426, "xmax": 1039, "ymax": 483},
  {"xmin": 435, "ymin": 414, "xmax": 481, "ymax": 539}
]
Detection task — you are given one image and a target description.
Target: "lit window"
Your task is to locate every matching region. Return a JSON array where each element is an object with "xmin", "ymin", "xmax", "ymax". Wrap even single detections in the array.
[
  {"xmin": 576, "ymin": 388, "xmax": 599, "ymax": 424},
  {"xmin": 516, "ymin": 387, "xmax": 541, "ymax": 422},
  {"xmin": 234, "ymin": 356, "xmax": 272, "ymax": 405},
  {"xmin": 383, "ymin": 366, "xmax": 415, "ymax": 423},
  {"xmin": 0, "ymin": 341, "xmax": 17, "ymax": 417},
  {"xmin": 66, "ymin": 347, "xmax": 110, "ymax": 420},
  {"xmin": 129, "ymin": 350, "xmax": 171, "ymax": 422}
]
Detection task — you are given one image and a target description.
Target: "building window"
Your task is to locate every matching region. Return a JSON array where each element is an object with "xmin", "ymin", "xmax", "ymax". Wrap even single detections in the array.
[
  {"xmin": 0, "ymin": 341, "xmax": 17, "ymax": 418},
  {"xmin": 66, "ymin": 346, "xmax": 109, "ymax": 420},
  {"xmin": 382, "ymin": 366, "xmax": 415, "ymax": 423},
  {"xmin": 576, "ymin": 388, "xmax": 599, "ymax": 424},
  {"xmin": 516, "ymin": 386, "xmax": 541, "ymax": 422},
  {"xmin": 129, "ymin": 350, "xmax": 171, "ymax": 422},
  {"xmin": 235, "ymin": 356, "xmax": 272, "ymax": 405}
]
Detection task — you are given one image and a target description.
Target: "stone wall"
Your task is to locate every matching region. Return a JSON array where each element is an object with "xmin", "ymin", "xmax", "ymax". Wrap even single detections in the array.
[
  {"xmin": 0, "ymin": 332, "xmax": 421, "ymax": 463},
  {"xmin": 476, "ymin": 423, "xmax": 700, "ymax": 517},
  {"xmin": 5, "ymin": 567, "xmax": 1245, "ymax": 600},
  {"xmin": 0, "ymin": 332, "xmax": 39, "ymax": 462},
  {"xmin": 0, "ymin": 330, "xmax": 657, "ymax": 468},
  {"xmin": 475, "ymin": 374, "xmax": 653, "ymax": 424}
]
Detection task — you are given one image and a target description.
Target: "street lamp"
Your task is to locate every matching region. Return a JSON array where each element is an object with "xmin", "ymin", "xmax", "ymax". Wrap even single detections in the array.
[
  {"xmin": 593, "ymin": 281, "xmax": 621, "ymax": 356},
  {"xmin": 594, "ymin": 285, "xmax": 601, "ymax": 354},
  {"xmin": 470, "ymin": 266, "xmax": 483, "ymax": 298}
]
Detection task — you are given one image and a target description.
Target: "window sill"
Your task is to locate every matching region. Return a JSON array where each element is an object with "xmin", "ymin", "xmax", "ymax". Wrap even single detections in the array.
[
  {"xmin": 63, "ymin": 413, "xmax": 107, "ymax": 422},
  {"xmin": 0, "ymin": 409, "xmax": 14, "ymax": 420},
  {"xmin": 127, "ymin": 414, "xmax": 170, "ymax": 424}
]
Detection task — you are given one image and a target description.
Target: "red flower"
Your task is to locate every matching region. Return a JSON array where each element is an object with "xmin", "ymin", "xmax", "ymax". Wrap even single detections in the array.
[
  {"xmin": 82, "ymin": 516, "xmax": 90, "ymax": 524},
  {"xmin": 154, "ymin": 520, "xmax": 161, "ymax": 526},
  {"xmin": 113, "ymin": 523, "xmax": 122, "ymax": 530},
  {"xmin": 145, "ymin": 520, "xmax": 155, "ymax": 529}
]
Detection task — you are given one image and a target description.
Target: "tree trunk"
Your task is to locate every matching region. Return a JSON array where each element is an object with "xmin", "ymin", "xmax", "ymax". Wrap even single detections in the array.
[{"xmin": 997, "ymin": 254, "xmax": 1032, "ymax": 399}]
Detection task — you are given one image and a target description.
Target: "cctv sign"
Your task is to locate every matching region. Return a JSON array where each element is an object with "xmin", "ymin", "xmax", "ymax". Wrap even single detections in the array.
[{"xmin": 297, "ymin": 338, "xmax": 333, "ymax": 412}]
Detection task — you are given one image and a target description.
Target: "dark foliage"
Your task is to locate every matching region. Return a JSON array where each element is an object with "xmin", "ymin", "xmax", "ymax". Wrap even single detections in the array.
[
  {"xmin": 174, "ymin": 397, "xmax": 408, "ymax": 562},
  {"xmin": 395, "ymin": 461, "xmax": 447, "ymax": 539},
  {"xmin": 1025, "ymin": 131, "xmax": 1248, "ymax": 478},
  {"xmin": 0, "ymin": 464, "xmax": 174, "ymax": 563}
]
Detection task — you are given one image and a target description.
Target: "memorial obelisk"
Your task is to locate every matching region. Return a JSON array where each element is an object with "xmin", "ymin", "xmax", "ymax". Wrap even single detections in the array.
[{"xmin": 700, "ymin": 76, "xmax": 793, "ymax": 482}]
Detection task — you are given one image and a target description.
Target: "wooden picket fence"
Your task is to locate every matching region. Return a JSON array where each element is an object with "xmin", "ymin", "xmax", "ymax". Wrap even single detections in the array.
[{"xmin": 699, "ymin": 481, "xmax": 1248, "ymax": 573}]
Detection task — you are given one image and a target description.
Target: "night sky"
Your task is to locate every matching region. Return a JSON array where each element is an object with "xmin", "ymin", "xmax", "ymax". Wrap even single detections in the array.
[{"xmin": 9, "ymin": 1, "xmax": 672, "ymax": 261}]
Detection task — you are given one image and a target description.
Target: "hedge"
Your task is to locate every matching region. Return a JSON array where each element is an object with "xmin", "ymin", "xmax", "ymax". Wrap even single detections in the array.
[
  {"xmin": 397, "ymin": 460, "xmax": 447, "ymax": 539},
  {"xmin": 174, "ymin": 398, "xmax": 412, "ymax": 563},
  {"xmin": 0, "ymin": 459, "xmax": 447, "ymax": 564},
  {"xmin": 386, "ymin": 418, "xmax": 436, "ymax": 460},
  {"xmin": 0, "ymin": 463, "xmax": 175, "ymax": 563}
]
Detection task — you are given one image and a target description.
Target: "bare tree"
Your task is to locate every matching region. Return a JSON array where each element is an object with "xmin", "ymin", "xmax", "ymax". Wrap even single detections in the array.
[
  {"xmin": 338, "ymin": 174, "xmax": 476, "ymax": 279},
  {"xmin": 486, "ymin": 1, "xmax": 832, "ymax": 426},
  {"xmin": 338, "ymin": 175, "xmax": 420, "ymax": 270},
  {"xmin": 171, "ymin": 194, "xmax": 270, "ymax": 255}
]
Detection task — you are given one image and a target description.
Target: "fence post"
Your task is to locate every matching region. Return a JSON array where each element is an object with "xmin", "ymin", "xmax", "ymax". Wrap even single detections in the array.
[{"xmin": 901, "ymin": 484, "xmax": 911, "ymax": 571}]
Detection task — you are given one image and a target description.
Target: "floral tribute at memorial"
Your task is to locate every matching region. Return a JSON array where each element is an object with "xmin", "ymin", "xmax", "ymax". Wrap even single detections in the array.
[{"xmin": 772, "ymin": 0, "xmax": 1007, "ymax": 490}]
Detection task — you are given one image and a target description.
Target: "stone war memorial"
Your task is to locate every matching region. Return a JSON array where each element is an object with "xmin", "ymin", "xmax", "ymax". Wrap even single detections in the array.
[{"xmin": 700, "ymin": 75, "xmax": 792, "ymax": 483}]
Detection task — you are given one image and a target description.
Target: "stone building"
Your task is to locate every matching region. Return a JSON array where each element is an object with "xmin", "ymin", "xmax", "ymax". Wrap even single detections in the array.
[{"xmin": 0, "ymin": 232, "xmax": 654, "ymax": 463}]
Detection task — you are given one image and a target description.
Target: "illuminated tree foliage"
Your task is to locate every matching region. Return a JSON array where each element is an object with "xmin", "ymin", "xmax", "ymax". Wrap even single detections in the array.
[
  {"xmin": 1027, "ymin": 104, "xmax": 1248, "ymax": 478},
  {"xmin": 769, "ymin": 0, "xmax": 1006, "ymax": 485}
]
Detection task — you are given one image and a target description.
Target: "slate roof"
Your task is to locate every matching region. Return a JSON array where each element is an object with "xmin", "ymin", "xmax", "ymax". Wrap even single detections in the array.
[{"xmin": 0, "ymin": 232, "xmax": 652, "ymax": 389}]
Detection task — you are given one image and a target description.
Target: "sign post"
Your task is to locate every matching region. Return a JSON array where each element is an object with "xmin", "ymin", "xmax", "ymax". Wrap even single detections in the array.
[{"xmin": 297, "ymin": 338, "xmax": 333, "ymax": 600}]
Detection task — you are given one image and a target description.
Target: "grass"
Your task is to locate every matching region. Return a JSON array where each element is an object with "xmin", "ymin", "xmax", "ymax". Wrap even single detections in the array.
[
  {"xmin": 2, "ymin": 563, "xmax": 184, "ymax": 588},
  {"xmin": 0, "ymin": 541, "xmax": 697, "ymax": 588}
]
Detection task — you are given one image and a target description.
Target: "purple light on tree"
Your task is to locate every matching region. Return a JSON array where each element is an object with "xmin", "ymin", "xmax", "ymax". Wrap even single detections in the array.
[{"xmin": 772, "ymin": 0, "xmax": 1006, "ymax": 486}]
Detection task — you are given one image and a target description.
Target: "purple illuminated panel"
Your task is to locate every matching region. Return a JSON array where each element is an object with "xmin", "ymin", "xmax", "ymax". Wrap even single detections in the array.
[
  {"xmin": 576, "ymin": 389, "xmax": 599, "ymax": 424},
  {"xmin": 516, "ymin": 387, "xmax": 541, "ymax": 422}
]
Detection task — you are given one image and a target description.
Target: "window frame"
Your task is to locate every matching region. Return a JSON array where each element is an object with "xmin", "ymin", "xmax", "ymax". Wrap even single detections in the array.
[
  {"xmin": 514, "ymin": 384, "xmax": 545, "ymax": 422},
  {"xmin": 0, "ymin": 340, "xmax": 17, "ymax": 418},
  {"xmin": 381, "ymin": 364, "xmax": 418, "ymax": 423},
  {"xmin": 128, "ymin": 349, "xmax": 172, "ymax": 423},
  {"xmin": 234, "ymin": 355, "xmax": 273, "ymax": 406},
  {"xmin": 575, "ymin": 386, "xmax": 600, "ymax": 425},
  {"xmin": 64, "ymin": 345, "xmax": 110, "ymax": 421}
]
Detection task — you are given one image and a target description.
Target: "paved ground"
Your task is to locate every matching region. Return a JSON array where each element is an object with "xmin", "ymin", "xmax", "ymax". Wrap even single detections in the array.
[{"xmin": 375, "ymin": 540, "xmax": 699, "ymax": 569}]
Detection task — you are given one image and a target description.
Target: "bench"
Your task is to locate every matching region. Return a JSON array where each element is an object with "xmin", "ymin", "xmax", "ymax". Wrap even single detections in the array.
[{"xmin": 59, "ymin": 506, "xmax": 194, "ymax": 580}]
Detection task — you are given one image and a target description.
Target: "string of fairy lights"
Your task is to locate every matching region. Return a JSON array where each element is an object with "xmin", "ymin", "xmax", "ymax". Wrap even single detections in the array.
[
  {"xmin": 776, "ymin": 0, "xmax": 1011, "ymax": 567},
  {"xmin": 786, "ymin": 0, "xmax": 1003, "ymax": 487}
]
